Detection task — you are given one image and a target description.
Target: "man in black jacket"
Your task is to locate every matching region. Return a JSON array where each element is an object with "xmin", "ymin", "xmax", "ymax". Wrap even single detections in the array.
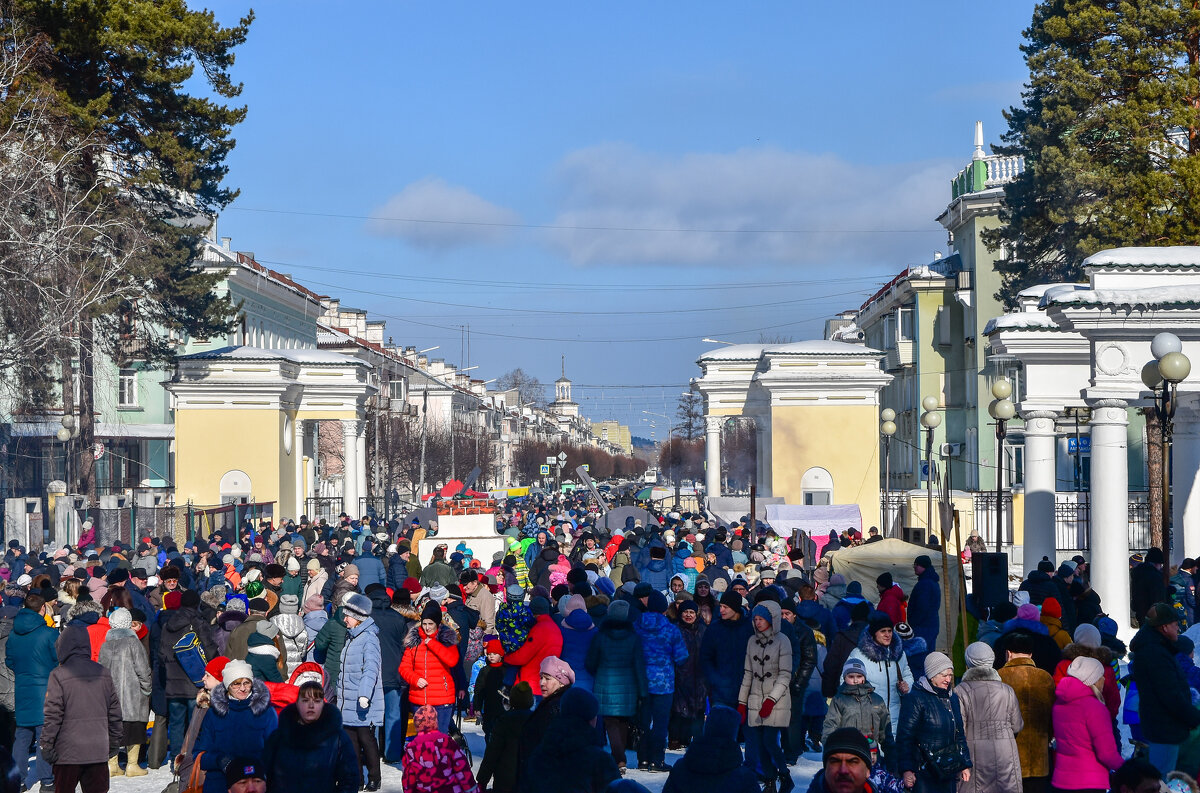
[
  {"xmin": 1131, "ymin": 602, "xmax": 1200, "ymax": 775},
  {"xmin": 1131, "ymin": 548, "xmax": 1168, "ymax": 624},
  {"xmin": 822, "ymin": 602, "xmax": 869, "ymax": 698},
  {"xmin": 779, "ymin": 597, "xmax": 818, "ymax": 765}
]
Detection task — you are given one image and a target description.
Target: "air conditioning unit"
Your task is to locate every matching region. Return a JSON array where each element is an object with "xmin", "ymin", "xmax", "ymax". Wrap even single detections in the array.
[{"xmin": 940, "ymin": 442, "xmax": 963, "ymax": 457}]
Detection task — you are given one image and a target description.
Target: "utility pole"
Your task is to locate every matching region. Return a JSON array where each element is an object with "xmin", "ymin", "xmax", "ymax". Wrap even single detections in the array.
[{"xmin": 418, "ymin": 387, "xmax": 428, "ymax": 501}]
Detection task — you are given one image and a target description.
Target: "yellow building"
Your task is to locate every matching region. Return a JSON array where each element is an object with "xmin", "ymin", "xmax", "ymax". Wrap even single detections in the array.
[
  {"xmin": 694, "ymin": 341, "xmax": 891, "ymax": 527},
  {"xmin": 166, "ymin": 347, "xmax": 376, "ymax": 520},
  {"xmin": 594, "ymin": 420, "xmax": 633, "ymax": 455}
]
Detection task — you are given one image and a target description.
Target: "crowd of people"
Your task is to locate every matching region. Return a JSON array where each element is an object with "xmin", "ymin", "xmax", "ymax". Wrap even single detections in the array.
[{"xmin": 0, "ymin": 496, "xmax": 1196, "ymax": 793}]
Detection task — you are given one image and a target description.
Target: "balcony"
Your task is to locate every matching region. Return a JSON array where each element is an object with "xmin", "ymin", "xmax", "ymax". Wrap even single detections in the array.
[{"xmin": 885, "ymin": 340, "xmax": 914, "ymax": 371}]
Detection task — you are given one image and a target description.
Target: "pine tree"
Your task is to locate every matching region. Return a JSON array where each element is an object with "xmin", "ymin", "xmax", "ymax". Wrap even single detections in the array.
[
  {"xmin": 988, "ymin": 0, "xmax": 1200, "ymax": 304},
  {"xmin": 2, "ymin": 0, "xmax": 254, "ymax": 494}
]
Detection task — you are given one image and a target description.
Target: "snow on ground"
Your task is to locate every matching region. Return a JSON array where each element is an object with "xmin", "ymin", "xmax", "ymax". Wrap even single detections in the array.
[{"xmin": 97, "ymin": 716, "xmax": 825, "ymax": 793}]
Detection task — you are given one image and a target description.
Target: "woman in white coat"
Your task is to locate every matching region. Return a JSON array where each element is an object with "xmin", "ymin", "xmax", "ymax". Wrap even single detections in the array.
[{"xmin": 846, "ymin": 611, "xmax": 913, "ymax": 737}]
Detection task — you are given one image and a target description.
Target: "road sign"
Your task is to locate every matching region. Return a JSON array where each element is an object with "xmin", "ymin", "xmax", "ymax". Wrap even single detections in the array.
[
  {"xmin": 920, "ymin": 460, "xmax": 930, "ymax": 481},
  {"xmin": 582, "ymin": 464, "xmax": 589, "ymax": 471},
  {"xmin": 1067, "ymin": 437, "xmax": 1091, "ymax": 454},
  {"xmin": 557, "ymin": 451, "xmax": 567, "ymax": 464},
  {"xmin": 540, "ymin": 464, "xmax": 550, "ymax": 476},
  {"xmin": 546, "ymin": 456, "xmax": 557, "ymax": 465}
]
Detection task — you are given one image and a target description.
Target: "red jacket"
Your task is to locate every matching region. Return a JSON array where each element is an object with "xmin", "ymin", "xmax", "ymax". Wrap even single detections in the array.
[
  {"xmin": 399, "ymin": 624, "xmax": 460, "ymax": 707},
  {"xmin": 504, "ymin": 613, "xmax": 563, "ymax": 695},
  {"xmin": 877, "ymin": 585, "xmax": 906, "ymax": 626},
  {"xmin": 85, "ymin": 617, "xmax": 109, "ymax": 662}
]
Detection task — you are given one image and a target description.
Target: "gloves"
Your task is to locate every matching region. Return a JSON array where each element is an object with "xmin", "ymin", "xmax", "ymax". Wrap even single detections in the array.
[
  {"xmin": 358, "ymin": 696, "xmax": 370, "ymax": 710},
  {"xmin": 737, "ymin": 703, "xmax": 748, "ymax": 723},
  {"xmin": 759, "ymin": 698, "xmax": 775, "ymax": 718}
]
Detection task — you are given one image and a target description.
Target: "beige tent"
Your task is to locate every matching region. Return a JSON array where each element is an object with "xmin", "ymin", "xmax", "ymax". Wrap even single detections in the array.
[{"xmin": 826, "ymin": 537, "xmax": 963, "ymax": 653}]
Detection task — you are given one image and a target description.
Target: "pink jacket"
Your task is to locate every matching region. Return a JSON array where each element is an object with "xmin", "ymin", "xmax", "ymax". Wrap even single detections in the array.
[
  {"xmin": 877, "ymin": 584, "xmax": 906, "ymax": 625},
  {"xmin": 1051, "ymin": 676, "xmax": 1124, "ymax": 790}
]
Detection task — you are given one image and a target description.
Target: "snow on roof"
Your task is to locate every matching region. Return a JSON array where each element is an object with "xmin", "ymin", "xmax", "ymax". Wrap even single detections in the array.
[
  {"xmin": 1017, "ymin": 283, "xmax": 1088, "ymax": 299},
  {"xmin": 180, "ymin": 345, "xmax": 368, "ymax": 366},
  {"xmin": 1043, "ymin": 284, "xmax": 1200, "ymax": 309},
  {"xmin": 984, "ymin": 313, "xmax": 1060, "ymax": 335},
  {"xmin": 766, "ymin": 340, "xmax": 882, "ymax": 356},
  {"xmin": 697, "ymin": 343, "xmax": 766, "ymax": 362},
  {"xmin": 700, "ymin": 339, "xmax": 880, "ymax": 363},
  {"xmin": 1083, "ymin": 246, "xmax": 1200, "ymax": 268}
]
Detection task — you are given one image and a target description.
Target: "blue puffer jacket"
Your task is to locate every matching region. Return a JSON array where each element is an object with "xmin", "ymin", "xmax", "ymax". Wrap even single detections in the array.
[
  {"xmin": 387, "ymin": 555, "xmax": 408, "ymax": 590},
  {"xmin": 559, "ymin": 609, "xmax": 598, "ymax": 691},
  {"xmin": 638, "ymin": 558, "xmax": 671, "ymax": 593},
  {"xmin": 699, "ymin": 610, "xmax": 754, "ymax": 706},
  {"xmin": 6, "ymin": 608, "xmax": 58, "ymax": 727},
  {"xmin": 796, "ymin": 599, "xmax": 836, "ymax": 643},
  {"xmin": 355, "ymin": 555, "xmax": 387, "ymax": 591},
  {"xmin": 636, "ymin": 611, "xmax": 689, "ymax": 695},
  {"xmin": 908, "ymin": 567, "xmax": 941, "ymax": 646},
  {"xmin": 585, "ymin": 605, "xmax": 648, "ymax": 717},
  {"xmin": 196, "ymin": 679, "xmax": 278, "ymax": 793},
  {"xmin": 705, "ymin": 541, "xmax": 734, "ymax": 570},
  {"xmin": 337, "ymin": 617, "xmax": 384, "ymax": 727}
]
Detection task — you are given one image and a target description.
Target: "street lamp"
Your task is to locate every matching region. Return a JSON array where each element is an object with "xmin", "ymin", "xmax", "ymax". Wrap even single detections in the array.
[
  {"xmin": 880, "ymin": 408, "xmax": 897, "ymax": 536},
  {"xmin": 988, "ymin": 377, "xmax": 1016, "ymax": 553},
  {"xmin": 701, "ymin": 337, "xmax": 737, "ymax": 346},
  {"xmin": 1143, "ymin": 332, "xmax": 1192, "ymax": 575},
  {"xmin": 920, "ymin": 396, "xmax": 941, "ymax": 543},
  {"xmin": 57, "ymin": 413, "xmax": 78, "ymax": 494}
]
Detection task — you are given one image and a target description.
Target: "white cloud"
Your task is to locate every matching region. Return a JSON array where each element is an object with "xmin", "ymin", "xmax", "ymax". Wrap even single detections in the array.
[
  {"xmin": 366, "ymin": 177, "xmax": 520, "ymax": 249},
  {"xmin": 544, "ymin": 143, "xmax": 957, "ymax": 267}
]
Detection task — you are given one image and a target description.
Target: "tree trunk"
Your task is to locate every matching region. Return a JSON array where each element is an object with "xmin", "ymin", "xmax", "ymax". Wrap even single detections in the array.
[
  {"xmin": 77, "ymin": 318, "xmax": 97, "ymax": 501},
  {"xmin": 60, "ymin": 347, "xmax": 74, "ymax": 493},
  {"xmin": 1145, "ymin": 407, "xmax": 1164, "ymax": 551}
]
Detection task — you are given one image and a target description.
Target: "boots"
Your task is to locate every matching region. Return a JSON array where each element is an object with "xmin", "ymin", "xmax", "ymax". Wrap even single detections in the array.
[
  {"xmin": 125, "ymin": 745, "xmax": 147, "ymax": 777},
  {"xmin": 108, "ymin": 754, "xmax": 122, "ymax": 777}
]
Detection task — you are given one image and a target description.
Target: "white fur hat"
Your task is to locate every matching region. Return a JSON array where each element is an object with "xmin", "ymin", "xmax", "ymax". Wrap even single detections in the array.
[{"xmin": 221, "ymin": 659, "xmax": 253, "ymax": 688}]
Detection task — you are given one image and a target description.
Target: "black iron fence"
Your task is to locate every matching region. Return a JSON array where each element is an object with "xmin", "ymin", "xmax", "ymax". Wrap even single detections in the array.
[
  {"xmin": 972, "ymin": 492, "xmax": 1014, "ymax": 547},
  {"xmin": 305, "ymin": 497, "xmax": 343, "ymax": 525},
  {"xmin": 879, "ymin": 492, "xmax": 907, "ymax": 538}
]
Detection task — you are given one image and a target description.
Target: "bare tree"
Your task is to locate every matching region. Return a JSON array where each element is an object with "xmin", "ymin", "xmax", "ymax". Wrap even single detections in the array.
[{"xmin": 497, "ymin": 368, "xmax": 545, "ymax": 407}]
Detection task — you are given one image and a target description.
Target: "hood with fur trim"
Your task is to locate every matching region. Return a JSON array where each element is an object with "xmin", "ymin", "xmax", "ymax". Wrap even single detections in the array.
[
  {"xmin": 209, "ymin": 676, "xmax": 272, "ymax": 716},
  {"xmin": 961, "ymin": 665, "xmax": 1001, "ymax": 683},
  {"xmin": 1061, "ymin": 642, "xmax": 1112, "ymax": 666},
  {"xmin": 403, "ymin": 619, "xmax": 459, "ymax": 649}
]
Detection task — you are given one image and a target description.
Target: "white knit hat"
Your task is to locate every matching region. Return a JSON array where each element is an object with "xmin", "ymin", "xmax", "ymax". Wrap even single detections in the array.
[
  {"xmin": 222, "ymin": 659, "xmax": 253, "ymax": 688},
  {"xmin": 286, "ymin": 557, "xmax": 300, "ymax": 573},
  {"xmin": 1067, "ymin": 656, "xmax": 1104, "ymax": 687}
]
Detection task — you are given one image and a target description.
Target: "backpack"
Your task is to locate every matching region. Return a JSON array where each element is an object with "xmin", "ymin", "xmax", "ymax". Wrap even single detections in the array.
[{"xmin": 172, "ymin": 631, "xmax": 209, "ymax": 687}]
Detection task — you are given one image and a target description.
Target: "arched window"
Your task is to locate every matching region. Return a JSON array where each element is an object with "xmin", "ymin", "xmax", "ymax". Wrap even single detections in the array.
[{"xmin": 800, "ymin": 466, "xmax": 834, "ymax": 506}]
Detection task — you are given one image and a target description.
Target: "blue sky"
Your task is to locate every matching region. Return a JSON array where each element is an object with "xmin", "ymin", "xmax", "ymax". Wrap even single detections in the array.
[{"xmin": 207, "ymin": 1, "xmax": 1034, "ymax": 437}]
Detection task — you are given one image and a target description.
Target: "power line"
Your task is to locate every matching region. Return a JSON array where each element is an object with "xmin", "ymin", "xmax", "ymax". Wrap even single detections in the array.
[{"xmin": 229, "ymin": 206, "xmax": 936, "ymax": 235}]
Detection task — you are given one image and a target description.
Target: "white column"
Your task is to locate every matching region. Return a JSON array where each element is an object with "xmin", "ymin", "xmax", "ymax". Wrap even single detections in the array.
[
  {"xmin": 1089, "ymin": 400, "xmax": 1133, "ymax": 645},
  {"xmin": 293, "ymin": 418, "xmax": 305, "ymax": 520},
  {"xmin": 342, "ymin": 420, "xmax": 358, "ymax": 517},
  {"xmin": 704, "ymin": 415, "xmax": 724, "ymax": 499},
  {"xmin": 1173, "ymin": 402, "xmax": 1200, "ymax": 564},
  {"xmin": 1022, "ymin": 411, "xmax": 1058, "ymax": 576},
  {"xmin": 356, "ymin": 419, "xmax": 368, "ymax": 516}
]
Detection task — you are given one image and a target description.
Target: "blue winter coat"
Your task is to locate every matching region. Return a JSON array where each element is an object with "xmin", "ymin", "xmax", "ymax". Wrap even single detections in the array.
[
  {"xmin": 908, "ymin": 567, "xmax": 941, "ymax": 648},
  {"xmin": 699, "ymin": 611, "xmax": 754, "ymax": 707},
  {"xmin": 355, "ymin": 555, "xmax": 387, "ymax": 591},
  {"xmin": 636, "ymin": 612, "xmax": 688, "ymax": 695},
  {"xmin": 796, "ymin": 599, "xmax": 836, "ymax": 643},
  {"xmin": 337, "ymin": 616, "xmax": 384, "ymax": 727},
  {"xmin": 558, "ymin": 609, "xmax": 597, "ymax": 691},
  {"xmin": 585, "ymin": 614, "xmax": 648, "ymax": 717},
  {"xmin": 638, "ymin": 558, "xmax": 671, "ymax": 593},
  {"xmin": 705, "ymin": 541, "xmax": 734, "ymax": 570},
  {"xmin": 387, "ymin": 555, "xmax": 408, "ymax": 590},
  {"xmin": 6, "ymin": 608, "xmax": 58, "ymax": 727},
  {"xmin": 196, "ymin": 679, "xmax": 278, "ymax": 793}
]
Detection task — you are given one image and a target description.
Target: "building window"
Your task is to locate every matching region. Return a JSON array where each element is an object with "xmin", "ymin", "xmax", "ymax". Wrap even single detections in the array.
[
  {"xmin": 899, "ymin": 304, "xmax": 914, "ymax": 341},
  {"xmin": 388, "ymin": 380, "xmax": 406, "ymax": 401},
  {"xmin": 118, "ymin": 369, "xmax": 138, "ymax": 408}
]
